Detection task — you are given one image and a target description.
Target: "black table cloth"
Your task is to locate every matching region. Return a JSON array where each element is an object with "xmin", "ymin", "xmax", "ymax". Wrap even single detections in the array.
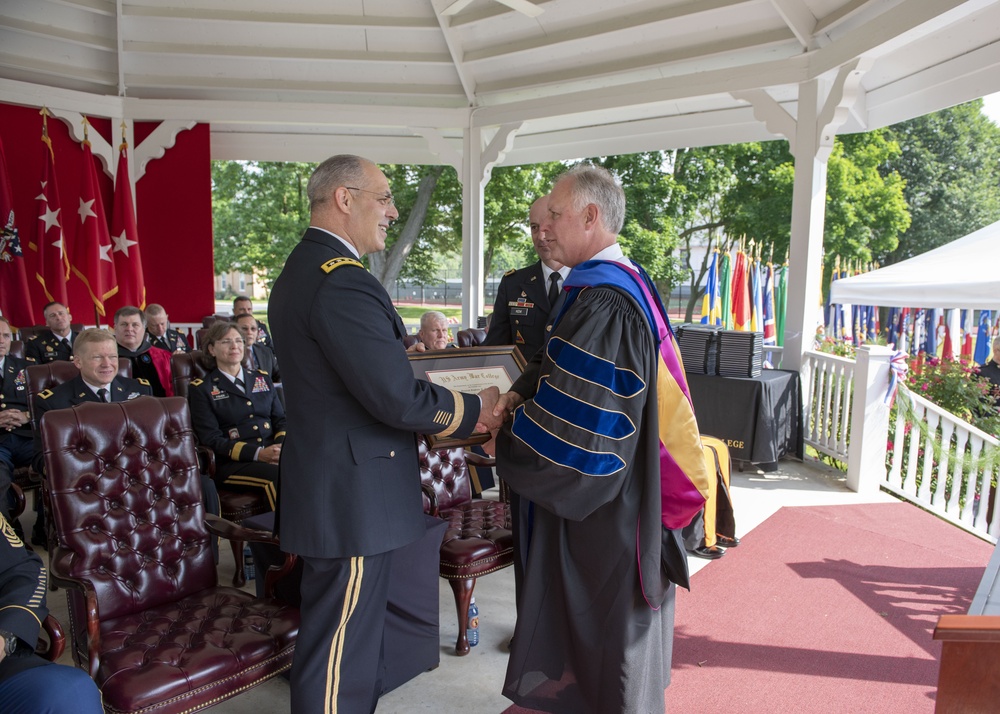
[{"xmin": 686, "ymin": 369, "xmax": 803, "ymax": 472}]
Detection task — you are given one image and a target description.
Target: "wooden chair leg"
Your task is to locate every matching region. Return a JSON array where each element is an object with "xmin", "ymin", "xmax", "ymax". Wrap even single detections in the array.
[
  {"xmin": 231, "ymin": 538, "xmax": 246, "ymax": 588},
  {"xmin": 449, "ymin": 577, "xmax": 476, "ymax": 656}
]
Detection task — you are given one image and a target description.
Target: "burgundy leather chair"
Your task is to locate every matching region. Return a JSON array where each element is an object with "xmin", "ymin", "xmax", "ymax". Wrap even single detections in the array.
[
  {"xmin": 418, "ymin": 436, "xmax": 513, "ymax": 655},
  {"xmin": 39, "ymin": 397, "xmax": 298, "ymax": 714},
  {"xmin": 456, "ymin": 328, "xmax": 487, "ymax": 347},
  {"xmin": 171, "ymin": 350, "xmax": 272, "ymax": 586},
  {"xmin": 9, "ymin": 339, "xmax": 25, "ymax": 360}
]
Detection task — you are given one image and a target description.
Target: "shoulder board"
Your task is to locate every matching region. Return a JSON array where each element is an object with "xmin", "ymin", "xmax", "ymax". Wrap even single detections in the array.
[
  {"xmin": 25, "ymin": 357, "xmax": 37, "ymax": 363},
  {"xmin": 257, "ymin": 369, "xmax": 268, "ymax": 375},
  {"xmin": 138, "ymin": 378, "xmax": 150, "ymax": 386},
  {"xmin": 27, "ymin": 335, "xmax": 40, "ymax": 342},
  {"xmin": 38, "ymin": 389, "xmax": 53, "ymax": 399},
  {"xmin": 190, "ymin": 378, "xmax": 203, "ymax": 387},
  {"xmin": 321, "ymin": 257, "xmax": 364, "ymax": 274},
  {"xmin": 504, "ymin": 268, "xmax": 516, "ymax": 276}
]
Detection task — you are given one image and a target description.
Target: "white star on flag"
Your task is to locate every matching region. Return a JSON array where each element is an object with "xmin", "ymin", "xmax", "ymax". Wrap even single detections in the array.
[
  {"xmin": 39, "ymin": 205, "xmax": 61, "ymax": 231},
  {"xmin": 79, "ymin": 197, "xmax": 97, "ymax": 223},
  {"xmin": 112, "ymin": 230, "xmax": 137, "ymax": 256},
  {"xmin": 99, "ymin": 242, "xmax": 113, "ymax": 262},
  {"xmin": 52, "ymin": 235, "xmax": 65, "ymax": 257}
]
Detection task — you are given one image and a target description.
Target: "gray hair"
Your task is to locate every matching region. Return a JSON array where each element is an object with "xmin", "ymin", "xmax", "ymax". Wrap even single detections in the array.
[
  {"xmin": 307, "ymin": 155, "xmax": 372, "ymax": 211},
  {"xmin": 420, "ymin": 311, "xmax": 448, "ymax": 330},
  {"xmin": 145, "ymin": 303, "xmax": 166, "ymax": 318},
  {"xmin": 560, "ymin": 163, "xmax": 626, "ymax": 234}
]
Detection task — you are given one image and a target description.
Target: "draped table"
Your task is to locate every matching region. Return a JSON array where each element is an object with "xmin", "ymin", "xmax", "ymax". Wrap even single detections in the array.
[{"xmin": 686, "ymin": 369, "xmax": 804, "ymax": 472}]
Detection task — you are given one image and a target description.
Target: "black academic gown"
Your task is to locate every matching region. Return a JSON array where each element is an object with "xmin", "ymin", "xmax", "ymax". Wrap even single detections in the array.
[{"xmin": 497, "ymin": 286, "xmax": 685, "ymax": 714}]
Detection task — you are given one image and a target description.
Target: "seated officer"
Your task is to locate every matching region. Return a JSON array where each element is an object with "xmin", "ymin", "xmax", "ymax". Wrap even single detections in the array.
[
  {"xmin": 113, "ymin": 306, "xmax": 173, "ymax": 397},
  {"xmin": 23, "ymin": 302, "xmax": 78, "ymax": 364},
  {"xmin": 406, "ymin": 310, "xmax": 454, "ymax": 352},
  {"xmin": 187, "ymin": 322, "xmax": 284, "ymax": 512},
  {"xmin": 234, "ymin": 313, "xmax": 279, "ymax": 383},
  {"xmin": 0, "ymin": 318, "xmax": 31, "ymax": 532},
  {"xmin": 145, "ymin": 303, "xmax": 191, "ymax": 354},
  {"xmin": 0, "ymin": 514, "xmax": 104, "ymax": 713},
  {"xmin": 232, "ymin": 295, "xmax": 272, "ymax": 349}
]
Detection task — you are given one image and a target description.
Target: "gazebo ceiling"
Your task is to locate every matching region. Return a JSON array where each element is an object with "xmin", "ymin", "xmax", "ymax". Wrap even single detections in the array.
[{"xmin": 2, "ymin": 0, "xmax": 1000, "ymax": 166}]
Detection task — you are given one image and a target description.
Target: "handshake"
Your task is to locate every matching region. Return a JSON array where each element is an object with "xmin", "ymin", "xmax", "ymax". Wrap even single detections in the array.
[{"xmin": 474, "ymin": 387, "xmax": 525, "ymax": 454}]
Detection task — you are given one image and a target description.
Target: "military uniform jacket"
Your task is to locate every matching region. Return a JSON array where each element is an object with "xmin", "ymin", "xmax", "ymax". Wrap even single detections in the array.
[
  {"xmin": 245, "ymin": 343, "xmax": 279, "ymax": 383},
  {"xmin": 187, "ymin": 367, "xmax": 286, "ymax": 467},
  {"xmin": 23, "ymin": 330, "xmax": 78, "ymax": 364},
  {"xmin": 148, "ymin": 328, "xmax": 190, "ymax": 354},
  {"xmin": 268, "ymin": 227, "xmax": 481, "ymax": 559},
  {"xmin": 0, "ymin": 356, "xmax": 31, "ymax": 440},
  {"xmin": 483, "ymin": 261, "xmax": 556, "ymax": 362},
  {"xmin": 0, "ymin": 514, "xmax": 48, "ymax": 678},
  {"xmin": 32, "ymin": 375, "xmax": 152, "ymax": 472}
]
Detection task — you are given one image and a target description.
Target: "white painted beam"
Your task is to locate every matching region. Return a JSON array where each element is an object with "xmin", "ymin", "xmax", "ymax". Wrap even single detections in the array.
[{"xmin": 769, "ymin": 0, "xmax": 817, "ymax": 49}]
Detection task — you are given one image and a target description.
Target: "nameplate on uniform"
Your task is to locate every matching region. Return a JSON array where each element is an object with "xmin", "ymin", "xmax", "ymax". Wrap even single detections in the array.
[{"xmin": 211, "ymin": 387, "xmax": 229, "ymax": 400}]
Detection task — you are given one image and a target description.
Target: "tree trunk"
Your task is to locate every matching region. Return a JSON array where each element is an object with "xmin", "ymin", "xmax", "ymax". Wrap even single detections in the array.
[{"xmin": 370, "ymin": 166, "xmax": 445, "ymax": 290}]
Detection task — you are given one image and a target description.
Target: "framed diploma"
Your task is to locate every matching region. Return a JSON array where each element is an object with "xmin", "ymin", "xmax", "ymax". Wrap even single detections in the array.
[{"xmin": 409, "ymin": 345, "xmax": 527, "ymax": 448}]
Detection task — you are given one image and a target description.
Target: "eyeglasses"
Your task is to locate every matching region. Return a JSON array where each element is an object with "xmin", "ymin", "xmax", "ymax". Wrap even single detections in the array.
[
  {"xmin": 217, "ymin": 339, "xmax": 245, "ymax": 347},
  {"xmin": 345, "ymin": 187, "xmax": 395, "ymax": 206}
]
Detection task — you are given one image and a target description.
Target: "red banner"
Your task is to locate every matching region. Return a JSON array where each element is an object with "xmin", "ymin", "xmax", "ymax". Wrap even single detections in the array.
[
  {"xmin": 30, "ymin": 132, "xmax": 69, "ymax": 305},
  {"xmin": 0, "ymin": 135, "xmax": 34, "ymax": 327},
  {"xmin": 110, "ymin": 145, "xmax": 145, "ymax": 311},
  {"xmin": 71, "ymin": 140, "xmax": 118, "ymax": 316}
]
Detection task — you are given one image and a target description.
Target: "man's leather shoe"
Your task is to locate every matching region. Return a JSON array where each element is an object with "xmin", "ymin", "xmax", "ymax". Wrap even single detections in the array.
[
  {"xmin": 30, "ymin": 529, "xmax": 47, "ymax": 549},
  {"xmin": 716, "ymin": 535, "xmax": 740, "ymax": 548},
  {"xmin": 689, "ymin": 545, "xmax": 725, "ymax": 560}
]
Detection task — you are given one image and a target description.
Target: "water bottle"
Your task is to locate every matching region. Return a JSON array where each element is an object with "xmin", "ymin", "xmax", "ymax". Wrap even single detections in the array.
[
  {"xmin": 243, "ymin": 544, "xmax": 256, "ymax": 582},
  {"xmin": 467, "ymin": 597, "xmax": 480, "ymax": 647}
]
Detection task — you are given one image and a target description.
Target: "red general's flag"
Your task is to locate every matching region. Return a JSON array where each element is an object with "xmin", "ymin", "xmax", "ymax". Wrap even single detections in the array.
[
  {"xmin": 72, "ymin": 139, "xmax": 118, "ymax": 316},
  {"xmin": 110, "ymin": 144, "xmax": 145, "ymax": 310},
  {"xmin": 30, "ymin": 130, "xmax": 69, "ymax": 305},
  {"xmin": 0, "ymin": 135, "xmax": 34, "ymax": 327}
]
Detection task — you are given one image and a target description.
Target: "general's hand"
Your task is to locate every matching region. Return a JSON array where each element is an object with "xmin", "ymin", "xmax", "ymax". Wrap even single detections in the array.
[
  {"xmin": 406, "ymin": 342, "xmax": 427, "ymax": 353},
  {"xmin": 474, "ymin": 386, "xmax": 500, "ymax": 432}
]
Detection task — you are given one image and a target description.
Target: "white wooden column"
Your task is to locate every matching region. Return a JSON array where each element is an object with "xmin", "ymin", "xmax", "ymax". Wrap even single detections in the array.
[
  {"xmin": 458, "ymin": 121, "xmax": 521, "ymax": 329},
  {"xmin": 733, "ymin": 58, "xmax": 870, "ymax": 371}
]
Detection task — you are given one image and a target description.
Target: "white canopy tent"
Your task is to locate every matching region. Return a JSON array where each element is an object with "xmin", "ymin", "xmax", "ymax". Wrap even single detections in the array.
[{"xmin": 829, "ymin": 219, "xmax": 1000, "ymax": 310}]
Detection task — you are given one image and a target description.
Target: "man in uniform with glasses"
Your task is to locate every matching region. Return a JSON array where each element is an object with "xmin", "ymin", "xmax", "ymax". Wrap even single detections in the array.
[{"xmin": 270, "ymin": 154, "xmax": 498, "ymax": 713}]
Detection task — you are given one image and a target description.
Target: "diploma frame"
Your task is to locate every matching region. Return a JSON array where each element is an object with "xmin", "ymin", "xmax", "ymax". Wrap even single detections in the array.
[{"xmin": 408, "ymin": 345, "xmax": 527, "ymax": 448}]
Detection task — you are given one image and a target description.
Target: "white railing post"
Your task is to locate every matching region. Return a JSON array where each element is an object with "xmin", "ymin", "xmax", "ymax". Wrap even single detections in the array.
[{"xmin": 846, "ymin": 345, "xmax": 894, "ymax": 494}]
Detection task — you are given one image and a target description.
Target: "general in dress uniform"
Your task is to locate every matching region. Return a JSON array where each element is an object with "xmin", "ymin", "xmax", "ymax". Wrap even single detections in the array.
[
  {"xmin": 23, "ymin": 330, "xmax": 78, "ymax": 364},
  {"xmin": 269, "ymin": 155, "xmax": 496, "ymax": 713},
  {"xmin": 148, "ymin": 327, "xmax": 190, "ymax": 354}
]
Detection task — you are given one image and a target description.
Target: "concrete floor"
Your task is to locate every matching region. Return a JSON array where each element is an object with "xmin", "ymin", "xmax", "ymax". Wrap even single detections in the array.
[{"xmin": 24, "ymin": 455, "xmax": 895, "ymax": 714}]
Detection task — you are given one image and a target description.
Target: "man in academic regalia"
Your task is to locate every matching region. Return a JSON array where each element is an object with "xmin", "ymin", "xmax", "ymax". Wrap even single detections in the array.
[
  {"xmin": 486, "ymin": 164, "xmax": 710, "ymax": 714},
  {"xmin": 113, "ymin": 306, "xmax": 173, "ymax": 397}
]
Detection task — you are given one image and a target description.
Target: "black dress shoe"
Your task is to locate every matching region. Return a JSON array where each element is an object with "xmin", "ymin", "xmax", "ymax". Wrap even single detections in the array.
[
  {"xmin": 30, "ymin": 529, "xmax": 47, "ymax": 549},
  {"xmin": 716, "ymin": 535, "xmax": 740, "ymax": 548},
  {"xmin": 689, "ymin": 545, "xmax": 725, "ymax": 560}
]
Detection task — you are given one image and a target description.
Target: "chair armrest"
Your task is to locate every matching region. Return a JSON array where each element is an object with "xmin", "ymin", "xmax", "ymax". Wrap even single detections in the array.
[
  {"xmin": 38, "ymin": 614, "xmax": 66, "ymax": 662},
  {"xmin": 47, "ymin": 570, "xmax": 101, "ymax": 678},
  {"xmin": 9, "ymin": 482, "xmax": 25, "ymax": 519},
  {"xmin": 264, "ymin": 554, "xmax": 299, "ymax": 601},
  {"xmin": 463, "ymin": 450, "xmax": 495, "ymax": 468},
  {"xmin": 420, "ymin": 483, "xmax": 439, "ymax": 517},
  {"xmin": 196, "ymin": 445, "xmax": 217, "ymax": 478},
  {"xmin": 204, "ymin": 513, "xmax": 278, "ymax": 546}
]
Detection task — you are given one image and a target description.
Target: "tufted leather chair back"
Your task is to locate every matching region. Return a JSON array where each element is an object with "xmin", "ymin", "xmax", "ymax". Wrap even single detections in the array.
[
  {"xmin": 456, "ymin": 328, "xmax": 487, "ymax": 347},
  {"xmin": 9, "ymin": 339, "xmax": 25, "ymax": 360},
  {"xmin": 170, "ymin": 350, "xmax": 209, "ymax": 399},
  {"xmin": 418, "ymin": 435, "xmax": 473, "ymax": 513},
  {"xmin": 41, "ymin": 397, "xmax": 215, "ymax": 621}
]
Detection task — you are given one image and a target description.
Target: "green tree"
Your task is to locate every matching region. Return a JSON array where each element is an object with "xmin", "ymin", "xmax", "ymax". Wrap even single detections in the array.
[
  {"xmin": 882, "ymin": 99, "xmax": 1000, "ymax": 263},
  {"xmin": 211, "ymin": 161, "xmax": 313, "ymax": 290}
]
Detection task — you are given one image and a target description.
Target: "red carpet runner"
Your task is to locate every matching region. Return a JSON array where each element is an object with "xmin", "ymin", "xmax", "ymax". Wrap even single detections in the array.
[{"xmin": 666, "ymin": 502, "xmax": 993, "ymax": 713}]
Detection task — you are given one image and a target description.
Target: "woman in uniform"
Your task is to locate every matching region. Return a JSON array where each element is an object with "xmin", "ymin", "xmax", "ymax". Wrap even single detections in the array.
[{"xmin": 187, "ymin": 321, "xmax": 285, "ymax": 510}]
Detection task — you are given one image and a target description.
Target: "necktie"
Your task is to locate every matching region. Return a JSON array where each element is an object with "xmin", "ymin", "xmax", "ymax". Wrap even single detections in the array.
[
  {"xmin": 97, "ymin": 388, "xmax": 109, "ymax": 403},
  {"xmin": 547, "ymin": 272, "xmax": 561, "ymax": 308},
  {"xmin": 236, "ymin": 378, "xmax": 246, "ymax": 394},
  {"xmin": 247, "ymin": 348, "xmax": 256, "ymax": 370}
]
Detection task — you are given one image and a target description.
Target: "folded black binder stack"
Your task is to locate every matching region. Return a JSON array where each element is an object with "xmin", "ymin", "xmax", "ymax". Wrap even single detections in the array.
[
  {"xmin": 717, "ymin": 330, "xmax": 763, "ymax": 377},
  {"xmin": 676, "ymin": 324, "xmax": 721, "ymax": 375}
]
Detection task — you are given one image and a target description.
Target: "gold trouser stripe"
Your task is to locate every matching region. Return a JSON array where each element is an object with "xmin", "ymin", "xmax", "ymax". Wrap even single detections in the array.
[
  {"xmin": 324, "ymin": 556, "xmax": 365, "ymax": 714},
  {"xmin": 224, "ymin": 474, "xmax": 278, "ymax": 510}
]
